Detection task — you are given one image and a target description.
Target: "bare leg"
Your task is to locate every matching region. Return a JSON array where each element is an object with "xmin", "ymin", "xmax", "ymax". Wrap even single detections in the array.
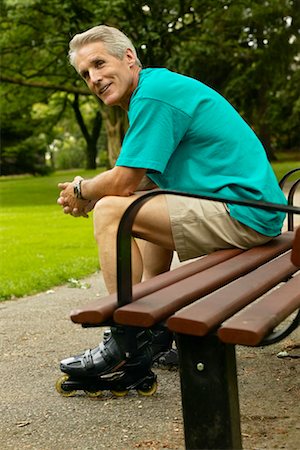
[
  {"xmin": 139, "ymin": 241, "xmax": 173, "ymax": 281},
  {"xmin": 93, "ymin": 194, "xmax": 175, "ymax": 294}
]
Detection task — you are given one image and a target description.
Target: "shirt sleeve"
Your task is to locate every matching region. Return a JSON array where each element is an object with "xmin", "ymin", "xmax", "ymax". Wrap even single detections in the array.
[{"xmin": 116, "ymin": 97, "xmax": 191, "ymax": 173}]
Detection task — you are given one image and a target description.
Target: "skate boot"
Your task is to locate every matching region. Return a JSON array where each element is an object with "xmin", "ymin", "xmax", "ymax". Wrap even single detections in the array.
[
  {"xmin": 151, "ymin": 325, "xmax": 178, "ymax": 370},
  {"xmin": 56, "ymin": 325, "xmax": 157, "ymax": 398},
  {"xmin": 153, "ymin": 348, "xmax": 178, "ymax": 370},
  {"xmin": 95, "ymin": 325, "xmax": 177, "ymax": 370}
]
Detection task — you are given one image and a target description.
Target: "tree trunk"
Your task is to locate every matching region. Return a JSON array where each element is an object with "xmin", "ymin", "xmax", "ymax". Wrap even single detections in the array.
[
  {"xmin": 71, "ymin": 95, "xmax": 102, "ymax": 169},
  {"xmin": 101, "ymin": 106, "xmax": 128, "ymax": 167},
  {"xmin": 252, "ymin": 89, "xmax": 277, "ymax": 162},
  {"xmin": 258, "ymin": 126, "xmax": 277, "ymax": 162},
  {"xmin": 85, "ymin": 141, "xmax": 98, "ymax": 169}
]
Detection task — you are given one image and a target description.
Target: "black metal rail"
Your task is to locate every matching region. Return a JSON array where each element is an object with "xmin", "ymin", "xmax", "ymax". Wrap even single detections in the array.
[{"xmin": 279, "ymin": 167, "xmax": 300, "ymax": 230}]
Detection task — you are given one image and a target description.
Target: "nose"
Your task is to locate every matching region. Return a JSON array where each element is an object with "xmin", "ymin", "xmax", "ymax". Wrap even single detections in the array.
[{"xmin": 89, "ymin": 69, "xmax": 102, "ymax": 84}]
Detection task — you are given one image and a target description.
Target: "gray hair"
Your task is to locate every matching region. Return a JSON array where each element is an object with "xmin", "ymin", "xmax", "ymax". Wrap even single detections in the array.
[{"xmin": 69, "ymin": 25, "xmax": 142, "ymax": 69}]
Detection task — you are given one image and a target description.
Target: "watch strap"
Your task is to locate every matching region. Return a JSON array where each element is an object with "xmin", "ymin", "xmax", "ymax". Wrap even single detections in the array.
[{"xmin": 73, "ymin": 179, "xmax": 85, "ymax": 200}]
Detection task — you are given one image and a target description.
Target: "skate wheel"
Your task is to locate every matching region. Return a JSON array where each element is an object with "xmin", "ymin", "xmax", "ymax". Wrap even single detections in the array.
[
  {"xmin": 110, "ymin": 389, "xmax": 129, "ymax": 397},
  {"xmin": 84, "ymin": 390, "xmax": 102, "ymax": 398},
  {"xmin": 137, "ymin": 381, "xmax": 157, "ymax": 396},
  {"xmin": 55, "ymin": 374, "xmax": 77, "ymax": 397}
]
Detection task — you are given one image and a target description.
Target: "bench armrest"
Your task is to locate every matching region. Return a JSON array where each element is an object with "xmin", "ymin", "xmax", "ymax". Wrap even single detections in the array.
[
  {"xmin": 117, "ymin": 190, "xmax": 300, "ymax": 308},
  {"xmin": 291, "ymin": 226, "xmax": 300, "ymax": 267}
]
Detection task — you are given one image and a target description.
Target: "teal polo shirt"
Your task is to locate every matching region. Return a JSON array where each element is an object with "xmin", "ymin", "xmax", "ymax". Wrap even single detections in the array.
[{"xmin": 116, "ymin": 68, "xmax": 286, "ymax": 236}]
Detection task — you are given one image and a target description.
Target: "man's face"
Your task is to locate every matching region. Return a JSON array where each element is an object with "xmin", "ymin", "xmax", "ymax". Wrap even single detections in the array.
[{"xmin": 75, "ymin": 41, "xmax": 139, "ymax": 110}]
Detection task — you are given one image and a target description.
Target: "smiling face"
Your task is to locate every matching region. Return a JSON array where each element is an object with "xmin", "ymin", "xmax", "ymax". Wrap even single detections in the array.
[{"xmin": 75, "ymin": 41, "xmax": 141, "ymax": 110}]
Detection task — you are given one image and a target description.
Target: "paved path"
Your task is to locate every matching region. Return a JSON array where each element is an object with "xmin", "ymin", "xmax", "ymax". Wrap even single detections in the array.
[{"xmin": 1, "ymin": 273, "xmax": 299, "ymax": 449}]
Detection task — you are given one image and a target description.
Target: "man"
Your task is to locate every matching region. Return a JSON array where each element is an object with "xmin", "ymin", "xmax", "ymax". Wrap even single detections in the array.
[{"xmin": 57, "ymin": 25, "xmax": 286, "ymax": 387}]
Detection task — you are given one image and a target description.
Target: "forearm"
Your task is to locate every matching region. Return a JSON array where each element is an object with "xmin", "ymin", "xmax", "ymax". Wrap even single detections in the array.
[
  {"xmin": 80, "ymin": 169, "xmax": 124, "ymax": 200},
  {"xmin": 58, "ymin": 166, "xmax": 147, "ymax": 217},
  {"xmin": 80, "ymin": 167, "xmax": 146, "ymax": 200}
]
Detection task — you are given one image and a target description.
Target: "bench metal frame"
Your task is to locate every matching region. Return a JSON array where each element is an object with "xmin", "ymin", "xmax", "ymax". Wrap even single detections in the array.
[
  {"xmin": 116, "ymin": 170, "xmax": 300, "ymax": 307},
  {"xmin": 114, "ymin": 170, "xmax": 299, "ymax": 449}
]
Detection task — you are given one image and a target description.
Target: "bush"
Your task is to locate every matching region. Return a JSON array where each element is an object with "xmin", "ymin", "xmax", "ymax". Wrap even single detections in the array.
[
  {"xmin": 1, "ymin": 135, "xmax": 50, "ymax": 176},
  {"xmin": 49, "ymin": 135, "xmax": 87, "ymax": 170}
]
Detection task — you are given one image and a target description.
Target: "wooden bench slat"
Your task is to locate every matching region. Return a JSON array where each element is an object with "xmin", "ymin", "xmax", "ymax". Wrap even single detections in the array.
[
  {"xmin": 70, "ymin": 232, "xmax": 294, "ymax": 327},
  {"xmin": 70, "ymin": 293, "xmax": 117, "ymax": 325},
  {"xmin": 167, "ymin": 251, "xmax": 297, "ymax": 336},
  {"xmin": 114, "ymin": 233, "xmax": 294, "ymax": 327},
  {"xmin": 131, "ymin": 248, "xmax": 242, "ymax": 298},
  {"xmin": 70, "ymin": 248, "xmax": 242, "ymax": 325},
  {"xmin": 218, "ymin": 273, "xmax": 300, "ymax": 345}
]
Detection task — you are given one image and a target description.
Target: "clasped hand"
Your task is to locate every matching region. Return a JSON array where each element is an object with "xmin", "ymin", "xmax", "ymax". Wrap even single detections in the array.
[{"xmin": 57, "ymin": 176, "xmax": 94, "ymax": 218}]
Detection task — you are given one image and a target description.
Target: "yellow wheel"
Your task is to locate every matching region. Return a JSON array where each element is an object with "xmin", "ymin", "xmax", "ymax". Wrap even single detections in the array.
[
  {"xmin": 137, "ymin": 381, "xmax": 158, "ymax": 397},
  {"xmin": 55, "ymin": 374, "xmax": 77, "ymax": 397},
  {"xmin": 110, "ymin": 389, "xmax": 129, "ymax": 397},
  {"xmin": 84, "ymin": 390, "xmax": 102, "ymax": 398}
]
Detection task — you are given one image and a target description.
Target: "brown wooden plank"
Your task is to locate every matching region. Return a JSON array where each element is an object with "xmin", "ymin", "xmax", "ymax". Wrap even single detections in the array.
[
  {"xmin": 70, "ymin": 293, "xmax": 117, "ymax": 325},
  {"xmin": 167, "ymin": 252, "xmax": 297, "ymax": 336},
  {"xmin": 70, "ymin": 248, "xmax": 242, "ymax": 325},
  {"xmin": 131, "ymin": 248, "xmax": 242, "ymax": 298},
  {"xmin": 291, "ymin": 226, "xmax": 300, "ymax": 267},
  {"xmin": 218, "ymin": 273, "xmax": 300, "ymax": 346},
  {"xmin": 114, "ymin": 233, "xmax": 294, "ymax": 327}
]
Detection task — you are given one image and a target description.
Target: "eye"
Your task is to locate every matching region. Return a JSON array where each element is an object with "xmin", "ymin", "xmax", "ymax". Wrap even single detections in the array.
[
  {"xmin": 95, "ymin": 60, "xmax": 104, "ymax": 68},
  {"xmin": 81, "ymin": 71, "xmax": 90, "ymax": 80}
]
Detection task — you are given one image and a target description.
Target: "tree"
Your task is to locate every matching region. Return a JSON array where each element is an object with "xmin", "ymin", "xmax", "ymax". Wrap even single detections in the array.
[
  {"xmin": 167, "ymin": 0, "xmax": 300, "ymax": 159},
  {"xmin": 1, "ymin": 0, "xmax": 299, "ymax": 174},
  {"xmin": 0, "ymin": 0, "xmax": 102, "ymax": 172}
]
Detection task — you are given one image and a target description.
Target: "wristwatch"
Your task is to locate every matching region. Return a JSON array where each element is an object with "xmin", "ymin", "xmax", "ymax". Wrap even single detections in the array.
[{"xmin": 73, "ymin": 179, "xmax": 85, "ymax": 200}]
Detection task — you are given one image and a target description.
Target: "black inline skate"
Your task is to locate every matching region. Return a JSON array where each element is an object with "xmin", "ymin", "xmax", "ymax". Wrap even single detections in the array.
[
  {"xmin": 100, "ymin": 326, "xmax": 178, "ymax": 370},
  {"xmin": 56, "ymin": 324, "xmax": 172, "ymax": 398},
  {"xmin": 99, "ymin": 325, "xmax": 177, "ymax": 369}
]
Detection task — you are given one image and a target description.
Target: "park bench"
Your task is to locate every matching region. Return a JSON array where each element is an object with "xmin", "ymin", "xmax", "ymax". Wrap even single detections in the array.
[{"xmin": 69, "ymin": 170, "xmax": 300, "ymax": 449}]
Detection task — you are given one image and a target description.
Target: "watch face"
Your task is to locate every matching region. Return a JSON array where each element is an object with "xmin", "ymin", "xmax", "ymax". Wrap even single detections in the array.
[{"xmin": 74, "ymin": 183, "xmax": 80, "ymax": 198}]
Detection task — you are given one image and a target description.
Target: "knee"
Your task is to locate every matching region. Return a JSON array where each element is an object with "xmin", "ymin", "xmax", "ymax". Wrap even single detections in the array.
[{"xmin": 93, "ymin": 196, "xmax": 126, "ymax": 239}]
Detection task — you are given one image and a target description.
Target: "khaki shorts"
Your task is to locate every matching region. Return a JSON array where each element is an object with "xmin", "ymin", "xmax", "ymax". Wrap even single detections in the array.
[{"xmin": 166, "ymin": 195, "xmax": 273, "ymax": 262}]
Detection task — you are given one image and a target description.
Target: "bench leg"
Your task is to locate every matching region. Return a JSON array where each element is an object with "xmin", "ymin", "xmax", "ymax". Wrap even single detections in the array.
[{"xmin": 176, "ymin": 333, "xmax": 242, "ymax": 449}]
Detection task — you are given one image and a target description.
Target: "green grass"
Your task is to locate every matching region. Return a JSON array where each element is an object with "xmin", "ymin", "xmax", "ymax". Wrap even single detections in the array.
[
  {"xmin": 271, "ymin": 160, "xmax": 300, "ymax": 183},
  {"xmin": 0, "ymin": 170, "xmax": 100, "ymax": 301},
  {"xmin": 271, "ymin": 150, "xmax": 300, "ymax": 182},
  {"xmin": 0, "ymin": 160, "xmax": 299, "ymax": 301}
]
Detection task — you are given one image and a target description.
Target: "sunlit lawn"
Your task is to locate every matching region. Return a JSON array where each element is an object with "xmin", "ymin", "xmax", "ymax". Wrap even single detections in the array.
[
  {"xmin": 0, "ymin": 170, "xmax": 100, "ymax": 300},
  {"xmin": 272, "ymin": 149, "xmax": 300, "ymax": 181},
  {"xmin": 0, "ymin": 160, "xmax": 299, "ymax": 301}
]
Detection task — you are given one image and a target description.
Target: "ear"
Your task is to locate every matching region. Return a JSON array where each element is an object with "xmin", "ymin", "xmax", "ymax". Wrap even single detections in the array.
[{"xmin": 125, "ymin": 48, "xmax": 136, "ymax": 66}]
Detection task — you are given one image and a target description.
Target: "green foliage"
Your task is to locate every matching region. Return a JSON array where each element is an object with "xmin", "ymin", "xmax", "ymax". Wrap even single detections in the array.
[
  {"xmin": 219, "ymin": 0, "xmax": 300, "ymax": 155},
  {"xmin": 0, "ymin": 170, "xmax": 100, "ymax": 300},
  {"xmin": 0, "ymin": 0, "xmax": 102, "ymax": 173},
  {"xmin": 0, "ymin": 96, "xmax": 50, "ymax": 175},
  {"xmin": 0, "ymin": 0, "xmax": 299, "ymax": 173},
  {"xmin": 1, "ymin": 130, "xmax": 49, "ymax": 176},
  {"xmin": 51, "ymin": 136, "xmax": 87, "ymax": 170}
]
